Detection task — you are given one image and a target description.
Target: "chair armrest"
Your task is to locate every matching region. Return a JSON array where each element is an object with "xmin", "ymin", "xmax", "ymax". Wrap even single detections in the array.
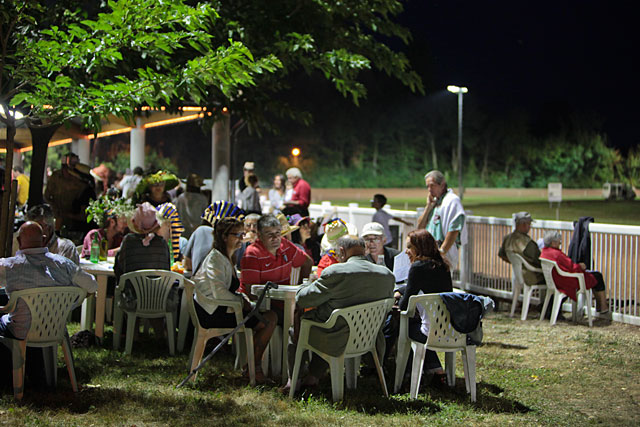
[
  {"xmin": 0, "ymin": 299, "xmax": 17, "ymax": 314},
  {"xmin": 521, "ymin": 261, "xmax": 542, "ymax": 273},
  {"xmin": 301, "ymin": 309, "xmax": 342, "ymax": 331}
]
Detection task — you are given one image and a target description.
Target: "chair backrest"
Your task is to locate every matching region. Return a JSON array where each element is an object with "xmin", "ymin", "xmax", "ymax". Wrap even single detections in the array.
[
  {"xmin": 539, "ymin": 258, "xmax": 560, "ymax": 292},
  {"xmin": 183, "ymin": 279, "xmax": 201, "ymax": 329},
  {"xmin": 336, "ymin": 298, "xmax": 394, "ymax": 357},
  {"xmin": 408, "ymin": 294, "xmax": 467, "ymax": 350},
  {"xmin": 119, "ymin": 270, "xmax": 184, "ymax": 314},
  {"xmin": 7, "ymin": 287, "xmax": 86, "ymax": 344},
  {"xmin": 290, "ymin": 267, "xmax": 301, "ymax": 285},
  {"xmin": 506, "ymin": 251, "xmax": 525, "ymax": 288}
]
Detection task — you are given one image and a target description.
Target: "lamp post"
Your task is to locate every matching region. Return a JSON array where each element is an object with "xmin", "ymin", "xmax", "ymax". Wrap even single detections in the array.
[{"xmin": 447, "ymin": 85, "xmax": 468, "ymax": 200}]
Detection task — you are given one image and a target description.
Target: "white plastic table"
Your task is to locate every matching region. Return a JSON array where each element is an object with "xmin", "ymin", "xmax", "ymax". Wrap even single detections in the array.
[
  {"xmin": 80, "ymin": 257, "xmax": 115, "ymax": 340},
  {"xmin": 251, "ymin": 284, "xmax": 300, "ymax": 383}
]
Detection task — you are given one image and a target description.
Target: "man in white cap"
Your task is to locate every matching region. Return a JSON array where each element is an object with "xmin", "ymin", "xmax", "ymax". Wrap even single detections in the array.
[
  {"xmin": 361, "ymin": 222, "xmax": 400, "ymax": 272},
  {"xmin": 239, "ymin": 161, "xmax": 255, "ymax": 192},
  {"xmin": 498, "ymin": 211, "xmax": 544, "ymax": 286}
]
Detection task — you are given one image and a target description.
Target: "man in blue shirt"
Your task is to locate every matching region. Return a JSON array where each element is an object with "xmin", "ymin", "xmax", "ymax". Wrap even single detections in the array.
[{"xmin": 0, "ymin": 222, "xmax": 97, "ymax": 340}]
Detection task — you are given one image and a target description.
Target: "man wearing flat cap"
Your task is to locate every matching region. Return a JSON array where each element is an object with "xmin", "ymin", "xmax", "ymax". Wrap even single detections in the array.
[{"xmin": 498, "ymin": 212, "xmax": 544, "ymax": 285}]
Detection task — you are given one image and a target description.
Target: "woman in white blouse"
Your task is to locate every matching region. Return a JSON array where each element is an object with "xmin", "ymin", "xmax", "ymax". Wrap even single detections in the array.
[
  {"xmin": 268, "ymin": 174, "xmax": 287, "ymax": 213},
  {"xmin": 192, "ymin": 217, "xmax": 276, "ymax": 383}
]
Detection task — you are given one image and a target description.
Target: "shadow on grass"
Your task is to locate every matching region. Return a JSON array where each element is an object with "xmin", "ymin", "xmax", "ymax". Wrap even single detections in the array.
[
  {"xmin": 482, "ymin": 341, "xmax": 529, "ymax": 350},
  {"xmin": 8, "ymin": 386, "xmax": 242, "ymax": 420},
  {"xmin": 293, "ymin": 375, "xmax": 531, "ymax": 416}
]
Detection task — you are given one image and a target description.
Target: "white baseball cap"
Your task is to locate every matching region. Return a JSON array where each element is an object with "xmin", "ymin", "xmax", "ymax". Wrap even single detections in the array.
[{"xmin": 361, "ymin": 222, "xmax": 384, "ymax": 237}]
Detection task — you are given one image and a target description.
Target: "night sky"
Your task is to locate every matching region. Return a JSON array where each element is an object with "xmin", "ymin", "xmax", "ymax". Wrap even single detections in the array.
[{"xmin": 402, "ymin": 0, "xmax": 639, "ymax": 150}]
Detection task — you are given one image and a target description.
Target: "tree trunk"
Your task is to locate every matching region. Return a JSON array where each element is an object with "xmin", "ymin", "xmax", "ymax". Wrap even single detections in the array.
[
  {"xmin": 428, "ymin": 133, "xmax": 438, "ymax": 170},
  {"xmin": 481, "ymin": 140, "xmax": 490, "ymax": 184},
  {"xmin": 27, "ymin": 124, "xmax": 59, "ymax": 208},
  {"xmin": 451, "ymin": 144, "xmax": 458, "ymax": 173},
  {"xmin": 372, "ymin": 137, "xmax": 378, "ymax": 177},
  {"xmin": 0, "ymin": 123, "xmax": 16, "ymax": 257}
]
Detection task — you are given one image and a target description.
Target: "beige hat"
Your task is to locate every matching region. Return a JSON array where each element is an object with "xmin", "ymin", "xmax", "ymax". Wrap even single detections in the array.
[
  {"xmin": 514, "ymin": 211, "xmax": 533, "ymax": 224},
  {"xmin": 361, "ymin": 222, "xmax": 384, "ymax": 237},
  {"xmin": 321, "ymin": 219, "xmax": 357, "ymax": 251},
  {"xmin": 276, "ymin": 213, "xmax": 299, "ymax": 235},
  {"xmin": 243, "ymin": 161, "xmax": 255, "ymax": 170}
]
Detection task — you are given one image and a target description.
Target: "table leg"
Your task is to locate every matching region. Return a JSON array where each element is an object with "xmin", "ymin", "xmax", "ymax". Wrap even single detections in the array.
[
  {"xmin": 81, "ymin": 294, "xmax": 95, "ymax": 331},
  {"xmin": 281, "ymin": 297, "xmax": 295, "ymax": 384},
  {"xmin": 94, "ymin": 276, "xmax": 108, "ymax": 340}
]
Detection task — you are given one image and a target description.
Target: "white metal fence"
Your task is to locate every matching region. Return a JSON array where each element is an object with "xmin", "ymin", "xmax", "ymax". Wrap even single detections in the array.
[{"xmin": 308, "ymin": 202, "xmax": 640, "ymax": 326}]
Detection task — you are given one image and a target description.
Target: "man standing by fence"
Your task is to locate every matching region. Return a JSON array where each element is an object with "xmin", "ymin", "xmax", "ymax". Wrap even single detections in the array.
[{"xmin": 417, "ymin": 170, "xmax": 467, "ymax": 267}]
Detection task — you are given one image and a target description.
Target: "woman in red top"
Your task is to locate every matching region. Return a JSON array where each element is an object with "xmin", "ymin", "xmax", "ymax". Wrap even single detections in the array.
[{"xmin": 540, "ymin": 231, "xmax": 608, "ymax": 313}]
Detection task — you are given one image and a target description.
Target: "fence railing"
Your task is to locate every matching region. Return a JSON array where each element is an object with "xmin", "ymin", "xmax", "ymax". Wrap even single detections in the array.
[{"xmin": 308, "ymin": 202, "xmax": 640, "ymax": 326}]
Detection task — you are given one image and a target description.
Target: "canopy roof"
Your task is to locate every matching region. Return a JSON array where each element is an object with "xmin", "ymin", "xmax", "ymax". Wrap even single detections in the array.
[{"xmin": 0, "ymin": 107, "xmax": 209, "ymax": 153}]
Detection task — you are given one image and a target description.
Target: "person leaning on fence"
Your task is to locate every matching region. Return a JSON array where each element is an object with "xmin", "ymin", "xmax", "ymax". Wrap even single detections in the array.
[
  {"xmin": 191, "ymin": 217, "xmax": 276, "ymax": 384},
  {"xmin": 540, "ymin": 231, "xmax": 609, "ymax": 314},
  {"xmin": 498, "ymin": 211, "xmax": 545, "ymax": 285},
  {"xmin": 282, "ymin": 235, "xmax": 395, "ymax": 394},
  {"xmin": 416, "ymin": 170, "xmax": 467, "ymax": 267}
]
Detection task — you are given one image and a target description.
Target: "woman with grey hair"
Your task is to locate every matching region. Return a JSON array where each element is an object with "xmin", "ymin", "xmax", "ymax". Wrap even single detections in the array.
[{"xmin": 540, "ymin": 231, "xmax": 608, "ymax": 313}]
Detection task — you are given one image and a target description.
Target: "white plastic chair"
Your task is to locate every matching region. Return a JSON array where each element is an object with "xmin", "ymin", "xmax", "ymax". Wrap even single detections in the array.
[
  {"xmin": 289, "ymin": 298, "xmax": 394, "ymax": 401},
  {"xmin": 182, "ymin": 280, "xmax": 256, "ymax": 385},
  {"xmin": 539, "ymin": 258, "xmax": 593, "ymax": 327},
  {"xmin": 394, "ymin": 293, "xmax": 477, "ymax": 401},
  {"xmin": 506, "ymin": 251, "xmax": 547, "ymax": 320},
  {"xmin": 0, "ymin": 286, "xmax": 86, "ymax": 400},
  {"xmin": 113, "ymin": 269, "xmax": 184, "ymax": 355}
]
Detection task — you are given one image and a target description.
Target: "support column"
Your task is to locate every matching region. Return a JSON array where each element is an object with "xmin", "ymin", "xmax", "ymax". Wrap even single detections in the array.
[
  {"xmin": 211, "ymin": 113, "xmax": 231, "ymax": 202},
  {"xmin": 71, "ymin": 138, "xmax": 91, "ymax": 165},
  {"xmin": 130, "ymin": 118, "xmax": 145, "ymax": 171},
  {"xmin": 12, "ymin": 151, "xmax": 22, "ymax": 169}
]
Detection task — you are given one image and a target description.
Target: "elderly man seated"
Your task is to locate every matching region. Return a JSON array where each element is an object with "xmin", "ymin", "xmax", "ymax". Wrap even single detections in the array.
[
  {"xmin": 12, "ymin": 204, "xmax": 79, "ymax": 264},
  {"xmin": 1, "ymin": 222, "xmax": 98, "ymax": 388},
  {"xmin": 1, "ymin": 222, "xmax": 98, "ymax": 340},
  {"xmin": 283, "ymin": 235, "xmax": 395, "ymax": 393},
  {"xmin": 498, "ymin": 212, "xmax": 545, "ymax": 285}
]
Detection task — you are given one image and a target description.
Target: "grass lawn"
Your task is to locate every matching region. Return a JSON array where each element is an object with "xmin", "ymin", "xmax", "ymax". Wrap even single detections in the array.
[
  {"xmin": 328, "ymin": 197, "xmax": 640, "ymax": 226},
  {"xmin": 2, "ymin": 311, "xmax": 639, "ymax": 426}
]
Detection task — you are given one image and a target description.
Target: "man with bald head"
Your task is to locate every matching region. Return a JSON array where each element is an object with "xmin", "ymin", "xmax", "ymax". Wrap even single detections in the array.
[
  {"xmin": 285, "ymin": 235, "xmax": 395, "ymax": 391},
  {"xmin": 0, "ymin": 222, "xmax": 97, "ymax": 340}
]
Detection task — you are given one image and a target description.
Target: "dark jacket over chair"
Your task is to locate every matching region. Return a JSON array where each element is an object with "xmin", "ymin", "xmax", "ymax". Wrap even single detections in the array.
[{"xmin": 568, "ymin": 216, "xmax": 594, "ymax": 269}]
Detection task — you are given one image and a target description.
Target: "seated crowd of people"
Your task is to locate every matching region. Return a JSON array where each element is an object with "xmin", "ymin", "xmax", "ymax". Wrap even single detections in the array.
[{"xmin": 0, "ymin": 165, "xmax": 609, "ymax": 397}]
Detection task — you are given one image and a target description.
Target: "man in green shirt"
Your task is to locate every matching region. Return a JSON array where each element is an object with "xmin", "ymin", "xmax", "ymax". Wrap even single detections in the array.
[{"xmin": 498, "ymin": 211, "xmax": 545, "ymax": 285}]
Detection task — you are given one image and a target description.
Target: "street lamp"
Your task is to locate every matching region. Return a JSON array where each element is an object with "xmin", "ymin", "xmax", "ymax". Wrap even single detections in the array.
[{"xmin": 447, "ymin": 85, "xmax": 468, "ymax": 200}]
